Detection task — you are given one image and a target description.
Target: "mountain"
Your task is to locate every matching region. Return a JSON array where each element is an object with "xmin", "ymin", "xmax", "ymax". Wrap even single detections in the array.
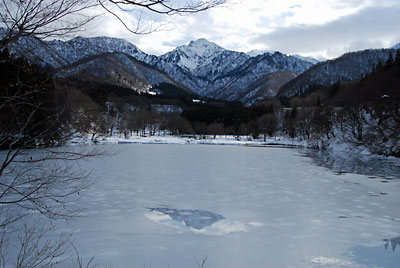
[
  {"xmin": 291, "ymin": 54, "xmax": 323, "ymax": 64},
  {"xmin": 9, "ymin": 35, "xmax": 154, "ymax": 68},
  {"xmin": 6, "ymin": 33, "xmax": 314, "ymax": 103},
  {"xmin": 246, "ymin": 49, "xmax": 322, "ymax": 64},
  {"xmin": 157, "ymin": 38, "xmax": 230, "ymax": 72},
  {"xmin": 277, "ymin": 49, "xmax": 398, "ymax": 98},
  {"xmin": 239, "ymin": 70, "xmax": 297, "ymax": 106},
  {"xmin": 392, "ymin": 43, "xmax": 400, "ymax": 49},
  {"xmin": 209, "ymin": 51, "xmax": 313, "ymax": 102},
  {"xmin": 149, "ymin": 39, "xmax": 314, "ymax": 102},
  {"xmin": 55, "ymin": 52, "xmax": 189, "ymax": 94}
]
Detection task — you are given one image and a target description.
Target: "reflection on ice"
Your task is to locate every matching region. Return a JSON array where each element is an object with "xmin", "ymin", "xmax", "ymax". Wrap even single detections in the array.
[
  {"xmin": 303, "ymin": 149, "xmax": 400, "ymax": 179},
  {"xmin": 351, "ymin": 238, "xmax": 400, "ymax": 268},
  {"xmin": 384, "ymin": 237, "xmax": 400, "ymax": 252},
  {"xmin": 147, "ymin": 207, "xmax": 224, "ymax": 230},
  {"xmin": 145, "ymin": 207, "xmax": 258, "ymax": 235}
]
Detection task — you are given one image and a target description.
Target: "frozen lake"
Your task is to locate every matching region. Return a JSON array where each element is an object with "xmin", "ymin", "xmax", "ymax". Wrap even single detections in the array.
[{"xmin": 56, "ymin": 144, "xmax": 399, "ymax": 267}]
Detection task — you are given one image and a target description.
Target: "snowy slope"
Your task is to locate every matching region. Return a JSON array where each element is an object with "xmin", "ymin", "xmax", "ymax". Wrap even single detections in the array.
[
  {"xmin": 210, "ymin": 52, "xmax": 314, "ymax": 101},
  {"xmin": 9, "ymin": 35, "xmax": 154, "ymax": 68},
  {"xmin": 240, "ymin": 70, "xmax": 298, "ymax": 106},
  {"xmin": 158, "ymin": 38, "xmax": 229, "ymax": 72},
  {"xmin": 56, "ymin": 52, "xmax": 186, "ymax": 94}
]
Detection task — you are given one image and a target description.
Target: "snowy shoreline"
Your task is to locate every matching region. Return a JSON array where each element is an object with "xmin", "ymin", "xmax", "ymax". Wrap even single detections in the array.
[
  {"xmin": 67, "ymin": 133, "xmax": 307, "ymax": 148},
  {"xmin": 67, "ymin": 133, "xmax": 399, "ymax": 161}
]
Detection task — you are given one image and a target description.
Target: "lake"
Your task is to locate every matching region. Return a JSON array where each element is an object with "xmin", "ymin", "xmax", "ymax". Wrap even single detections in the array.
[{"xmin": 43, "ymin": 144, "xmax": 400, "ymax": 267}]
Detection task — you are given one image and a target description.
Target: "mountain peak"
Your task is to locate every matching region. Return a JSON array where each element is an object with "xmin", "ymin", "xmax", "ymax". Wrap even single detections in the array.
[
  {"xmin": 161, "ymin": 38, "xmax": 227, "ymax": 72},
  {"xmin": 180, "ymin": 38, "xmax": 224, "ymax": 56},
  {"xmin": 189, "ymin": 38, "xmax": 211, "ymax": 45}
]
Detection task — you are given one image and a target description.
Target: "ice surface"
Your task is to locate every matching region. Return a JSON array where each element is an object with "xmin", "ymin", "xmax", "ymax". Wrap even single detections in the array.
[{"xmin": 9, "ymin": 144, "xmax": 400, "ymax": 268}]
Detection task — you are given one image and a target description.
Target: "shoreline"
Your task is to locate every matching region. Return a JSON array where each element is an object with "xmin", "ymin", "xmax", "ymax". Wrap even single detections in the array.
[
  {"xmin": 67, "ymin": 133, "xmax": 400, "ymax": 163},
  {"xmin": 68, "ymin": 134, "xmax": 308, "ymax": 148}
]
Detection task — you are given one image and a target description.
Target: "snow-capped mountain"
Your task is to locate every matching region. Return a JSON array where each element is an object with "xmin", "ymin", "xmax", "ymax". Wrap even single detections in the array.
[
  {"xmin": 157, "ymin": 38, "xmax": 230, "ymax": 72},
  {"xmin": 209, "ymin": 51, "xmax": 314, "ymax": 101},
  {"xmin": 147, "ymin": 39, "xmax": 314, "ymax": 101},
  {"xmin": 6, "ymin": 32, "xmax": 314, "ymax": 103},
  {"xmin": 10, "ymin": 34, "xmax": 154, "ymax": 68},
  {"xmin": 278, "ymin": 49, "xmax": 399, "ymax": 98}
]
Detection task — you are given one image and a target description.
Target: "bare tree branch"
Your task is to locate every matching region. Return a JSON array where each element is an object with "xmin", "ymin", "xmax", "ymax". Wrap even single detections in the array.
[
  {"xmin": 0, "ymin": 0, "xmax": 101, "ymax": 47},
  {"xmin": 107, "ymin": 0, "xmax": 227, "ymax": 15},
  {"xmin": 99, "ymin": 0, "xmax": 227, "ymax": 34},
  {"xmin": 0, "ymin": 0, "xmax": 227, "ymax": 45}
]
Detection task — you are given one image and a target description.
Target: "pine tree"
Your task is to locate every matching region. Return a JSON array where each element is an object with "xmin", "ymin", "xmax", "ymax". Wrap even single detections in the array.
[
  {"xmin": 394, "ymin": 51, "xmax": 400, "ymax": 67},
  {"xmin": 384, "ymin": 52, "xmax": 394, "ymax": 70},
  {"xmin": 376, "ymin": 61, "xmax": 384, "ymax": 72}
]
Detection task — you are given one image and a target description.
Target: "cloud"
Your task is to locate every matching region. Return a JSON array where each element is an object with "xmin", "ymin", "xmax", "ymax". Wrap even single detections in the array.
[
  {"xmin": 251, "ymin": 4, "xmax": 400, "ymax": 58},
  {"xmin": 81, "ymin": 0, "xmax": 400, "ymax": 58}
]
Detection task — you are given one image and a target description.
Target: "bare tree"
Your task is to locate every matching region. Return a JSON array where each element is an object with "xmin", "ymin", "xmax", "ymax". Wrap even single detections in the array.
[
  {"xmin": 0, "ymin": 0, "xmax": 100, "ymax": 47},
  {"xmin": 0, "ymin": 47, "xmax": 104, "ymax": 267},
  {"xmin": 257, "ymin": 113, "xmax": 277, "ymax": 141},
  {"xmin": 1, "ymin": 222, "xmax": 69, "ymax": 268},
  {"xmin": 207, "ymin": 122, "xmax": 224, "ymax": 139},
  {"xmin": 336, "ymin": 106, "xmax": 366, "ymax": 143}
]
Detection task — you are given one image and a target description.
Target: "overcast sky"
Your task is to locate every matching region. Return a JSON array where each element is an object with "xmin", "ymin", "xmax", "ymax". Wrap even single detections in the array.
[{"xmin": 86, "ymin": 0, "xmax": 400, "ymax": 59}]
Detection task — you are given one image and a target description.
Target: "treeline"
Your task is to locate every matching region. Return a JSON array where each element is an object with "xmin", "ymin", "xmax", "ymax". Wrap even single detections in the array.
[{"xmin": 79, "ymin": 100, "xmax": 280, "ymax": 142}]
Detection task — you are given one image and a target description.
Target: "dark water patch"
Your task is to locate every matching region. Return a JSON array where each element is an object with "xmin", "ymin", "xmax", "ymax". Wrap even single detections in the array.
[{"xmin": 147, "ymin": 207, "xmax": 225, "ymax": 230}]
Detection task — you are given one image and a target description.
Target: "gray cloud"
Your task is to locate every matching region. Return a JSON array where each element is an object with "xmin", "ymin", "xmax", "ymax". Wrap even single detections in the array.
[{"xmin": 252, "ymin": 5, "xmax": 400, "ymax": 58}]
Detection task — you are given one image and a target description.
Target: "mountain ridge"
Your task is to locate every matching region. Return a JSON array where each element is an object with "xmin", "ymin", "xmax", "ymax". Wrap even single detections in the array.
[
  {"xmin": 6, "ymin": 34, "xmax": 314, "ymax": 103},
  {"xmin": 2, "ymin": 31, "xmax": 321, "ymax": 103},
  {"xmin": 277, "ymin": 48, "xmax": 399, "ymax": 98}
]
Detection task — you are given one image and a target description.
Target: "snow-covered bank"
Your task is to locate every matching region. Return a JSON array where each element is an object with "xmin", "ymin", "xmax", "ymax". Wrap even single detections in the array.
[
  {"xmin": 67, "ymin": 133, "xmax": 307, "ymax": 147},
  {"xmin": 66, "ymin": 133, "xmax": 400, "ymax": 163}
]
